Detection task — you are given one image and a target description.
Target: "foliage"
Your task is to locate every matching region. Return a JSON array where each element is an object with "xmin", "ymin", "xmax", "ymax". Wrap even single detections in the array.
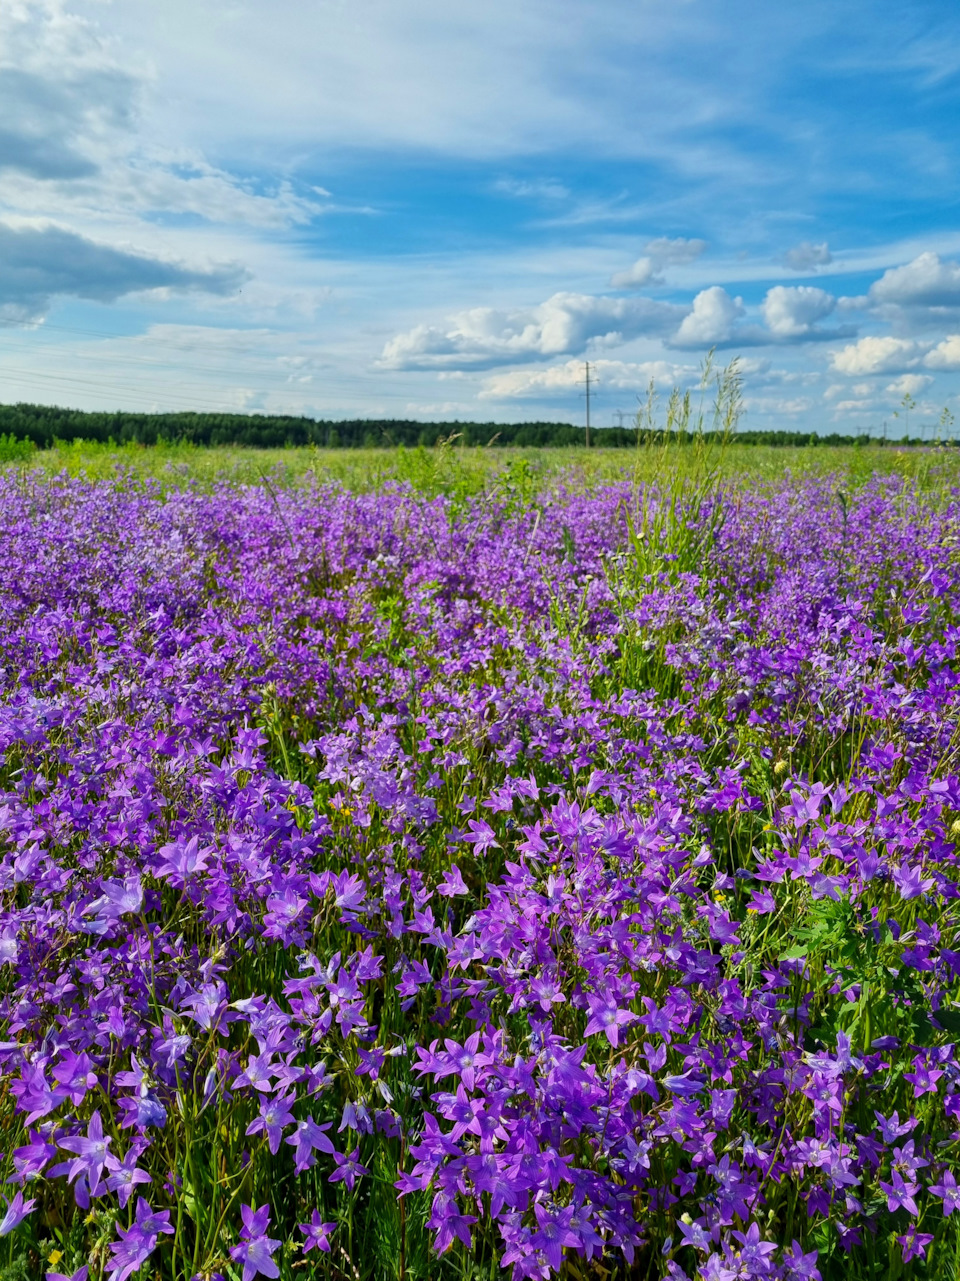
[
  {"xmin": 0, "ymin": 453, "xmax": 958, "ymax": 1279},
  {"xmin": 0, "ymin": 398, "xmax": 946, "ymax": 452}
]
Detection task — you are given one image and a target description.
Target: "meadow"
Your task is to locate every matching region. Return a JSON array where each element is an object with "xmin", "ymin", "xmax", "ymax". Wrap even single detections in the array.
[{"xmin": 0, "ymin": 427, "xmax": 958, "ymax": 1281}]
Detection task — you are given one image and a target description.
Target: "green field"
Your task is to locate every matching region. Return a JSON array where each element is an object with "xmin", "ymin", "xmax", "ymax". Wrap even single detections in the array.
[{"xmin": 5, "ymin": 435, "xmax": 960, "ymax": 496}]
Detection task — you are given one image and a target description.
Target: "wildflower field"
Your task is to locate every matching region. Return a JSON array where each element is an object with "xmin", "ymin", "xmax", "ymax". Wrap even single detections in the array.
[{"xmin": 1, "ymin": 441, "xmax": 960, "ymax": 1281}]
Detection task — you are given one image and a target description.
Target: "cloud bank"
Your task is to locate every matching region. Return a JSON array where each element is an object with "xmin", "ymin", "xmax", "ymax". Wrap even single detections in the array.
[
  {"xmin": 380, "ymin": 292, "xmax": 687, "ymax": 370},
  {"xmin": 0, "ymin": 222, "xmax": 247, "ymax": 320}
]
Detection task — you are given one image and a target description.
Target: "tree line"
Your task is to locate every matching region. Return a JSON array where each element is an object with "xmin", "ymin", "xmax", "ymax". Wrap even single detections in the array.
[{"xmin": 0, "ymin": 402, "xmax": 935, "ymax": 449}]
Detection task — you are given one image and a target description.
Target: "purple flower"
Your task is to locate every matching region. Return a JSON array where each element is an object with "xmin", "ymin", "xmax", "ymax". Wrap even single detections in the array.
[
  {"xmin": 875, "ymin": 1110, "xmax": 917, "ymax": 1142},
  {"xmin": 437, "ymin": 865, "xmax": 468, "ymax": 897},
  {"xmin": 105, "ymin": 1145, "xmax": 152, "ymax": 1207},
  {"xmin": 583, "ymin": 994, "xmax": 637, "ymax": 1047},
  {"xmin": 299, "ymin": 1210, "xmax": 336, "ymax": 1254},
  {"xmin": 662, "ymin": 1071, "xmax": 705, "ymax": 1097},
  {"xmin": 51, "ymin": 1051, "xmax": 98, "ymax": 1105},
  {"xmin": 234, "ymin": 1052, "xmax": 276, "ymax": 1094},
  {"xmin": 463, "ymin": 819, "xmax": 499, "ymax": 855},
  {"xmin": 531, "ymin": 1201, "xmax": 580, "ymax": 1270},
  {"xmin": 230, "ymin": 1204, "xmax": 281, "ymax": 1281},
  {"xmin": 246, "ymin": 1091, "xmax": 295, "ymax": 1155},
  {"xmin": 46, "ymin": 1269, "xmax": 88, "ymax": 1281},
  {"xmin": 285, "ymin": 1114, "xmax": 335, "ymax": 1174},
  {"xmin": 878, "ymin": 1171, "xmax": 920, "ymax": 1216},
  {"xmin": 12, "ymin": 1130, "xmax": 56, "ymax": 1183},
  {"xmin": 155, "ymin": 835, "xmax": 210, "ymax": 884},
  {"xmin": 892, "ymin": 863, "xmax": 933, "ymax": 900},
  {"xmin": 731, "ymin": 1223, "xmax": 776, "ymax": 1270},
  {"xmin": 897, "ymin": 1230, "xmax": 933, "ymax": 1263},
  {"xmin": 0, "ymin": 1191, "xmax": 35, "ymax": 1236},
  {"xmin": 329, "ymin": 1147, "xmax": 369, "ymax": 1191},
  {"xmin": 428, "ymin": 1192, "xmax": 476, "ymax": 1254},
  {"xmin": 929, "ymin": 1168, "xmax": 960, "ymax": 1215},
  {"xmin": 105, "ymin": 1223, "xmax": 156, "ymax": 1281},
  {"xmin": 904, "ymin": 1063, "xmax": 944, "ymax": 1096},
  {"xmin": 782, "ymin": 1240, "xmax": 821, "ymax": 1280},
  {"xmin": 133, "ymin": 1198, "xmax": 174, "ymax": 1238},
  {"xmin": 57, "ymin": 1111, "xmax": 113, "ymax": 1193}
]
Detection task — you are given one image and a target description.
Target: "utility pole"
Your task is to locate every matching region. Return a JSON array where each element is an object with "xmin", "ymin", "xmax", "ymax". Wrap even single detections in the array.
[
  {"xmin": 584, "ymin": 361, "xmax": 591, "ymax": 448},
  {"xmin": 612, "ymin": 410, "xmax": 628, "ymax": 427}
]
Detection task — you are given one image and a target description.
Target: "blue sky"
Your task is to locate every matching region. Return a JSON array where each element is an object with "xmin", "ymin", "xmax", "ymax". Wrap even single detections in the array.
[{"xmin": 2, "ymin": 0, "xmax": 960, "ymax": 433}]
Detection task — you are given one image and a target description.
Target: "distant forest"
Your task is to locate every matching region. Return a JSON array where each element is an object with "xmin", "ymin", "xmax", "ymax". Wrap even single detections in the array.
[{"xmin": 0, "ymin": 402, "xmax": 931, "ymax": 449}]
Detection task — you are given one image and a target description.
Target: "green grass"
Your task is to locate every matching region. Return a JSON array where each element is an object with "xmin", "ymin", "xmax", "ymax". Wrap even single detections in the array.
[{"xmin": 5, "ymin": 435, "xmax": 960, "ymax": 495}]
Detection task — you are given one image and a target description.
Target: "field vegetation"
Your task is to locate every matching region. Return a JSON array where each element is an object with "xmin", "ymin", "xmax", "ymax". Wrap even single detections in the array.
[{"xmin": 0, "ymin": 377, "xmax": 958, "ymax": 1280}]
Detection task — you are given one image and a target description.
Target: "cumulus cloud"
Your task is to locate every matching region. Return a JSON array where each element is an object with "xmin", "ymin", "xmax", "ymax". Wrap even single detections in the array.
[
  {"xmin": 829, "ymin": 335, "xmax": 922, "ymax": 376},
  {"xmin": 479, "ymin": 357, "xmax": 696, "ymax": 399},
  {"xmin": 782, "ymin": 241, "xmax": 833, "ymax": 272},
  {"xmin": 886, "ymin": 374, "xmax": 933, "ymax": 397},
  {"xmin": 0, "ymin": 67, "xmax": 133, "ymax": 179},
  {"xmin": 0, "ymin": 222, "xmax": 247, "ymax": 320},
  {"xmin": 736, "ymin": 356, "xmax": 772, "ymax": 376},
  {"xmin": 610, "ymin": 235, "xmax": 707, "ymax": 289},
  {"xmin": 670, "ymin": 286, "xmax": 744, "ymax": 347},
  {"xmin": 0, "ymin": 4, "xmax": 138, "ymax": 182},
  {"xmin": 924, "ymin": 334, "xmax": 960, "ymax": 370},
  {"xmin": 762, "ymin": 285, "xmax": 836, "ymax": 338},
  {"xmin": 869, "ymin": 252, "xmax": 960, "ymax": 308},
  {"xmin": 379, "ymin": 292, "xmax": 687, "ymax": 370},
  {"xmin": 0, "ymin": 3, "xmax": 325, "ymax": 229},
  {"xmin": 610, "ymin": 257, "xmax": 661, "ymax": 289}
]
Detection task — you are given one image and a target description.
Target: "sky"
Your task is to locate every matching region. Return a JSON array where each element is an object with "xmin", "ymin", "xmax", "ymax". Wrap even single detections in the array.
[{"xmin": 2, "ymin": 0, "xmax": 960, "ymax": 434}]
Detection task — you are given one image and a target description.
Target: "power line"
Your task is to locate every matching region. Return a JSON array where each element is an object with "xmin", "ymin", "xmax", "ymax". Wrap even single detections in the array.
[
  {"xmin": 0, "ymin": 366, "xmax": 271, "ymax": 414},
  {"xmin": 0, "ymin": 317, "xmax": 332, "ymax": 387}
]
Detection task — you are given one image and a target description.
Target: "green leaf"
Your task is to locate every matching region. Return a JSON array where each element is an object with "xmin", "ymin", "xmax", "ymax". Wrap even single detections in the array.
[{"xmin": 932, "ymin": 1007, "xmax": 960, "ymax": 1035}]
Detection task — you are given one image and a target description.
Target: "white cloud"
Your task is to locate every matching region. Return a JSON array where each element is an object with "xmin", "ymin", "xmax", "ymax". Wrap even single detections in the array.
[
  {"xmin": 379, "ymin": 291, "xmax": 687, "ymax": 370},
  {"xmin": 886, "ymin": 374, "xmax": 933, "ymax": 397},
  {"xmin": 479, "ymin": 357, "xmax": 696, "ymax": 399},
  {"xmin": 644, "ymin": 236, "xmax": 707, "ymax": 265},
  {"xmin": 735, "ymin": 356, "xmax": 772, "ymax": 376},
  {"xmin": 610, "ymin": 236, "xmax": 706, "ymax": 289},
  {"xmin": 832, "ymin": 399, "xmax": 882, "ymax": 414},
  {"xmin": 493, "ymin": 177, "xmax": 570, "ymax": 201},
  {"xmin": 830, "ymin": 335, "xmax": 922, "ymax": 375},
  {"xmin": 923, "ymin": 334, "xmax": 960, "ymax": 370},
  {"xmin": 0, "ymin": 3, "xmax": 327, "ymax": 231},
  {"xmin": 782, "ymin": 241, "xmax": 832, "ymax": 272},
  {"xmin": 761, "ymin": 285, "xmax": 836, "ymax": 338},
  {"xmin": 403, "ymin": 401, "xmax": 468, "ymax": 416},
  {"xmin": 0, "ymin": 2, "xmax": 137, "ymax": 180},
  {"xmin": 671, "ymin": 286, "xmax": 744, "ymax": 347},
  {"xmin": 869, "ymin": 252, "xmax": 960, "ymax": 308},
  {"xmin": 610, "ymin": 256, "xmax": 660, "ymax": 289},
  {"xmin": 743, "ymin": 395, "xmax": 812, "ymax": 416}
]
